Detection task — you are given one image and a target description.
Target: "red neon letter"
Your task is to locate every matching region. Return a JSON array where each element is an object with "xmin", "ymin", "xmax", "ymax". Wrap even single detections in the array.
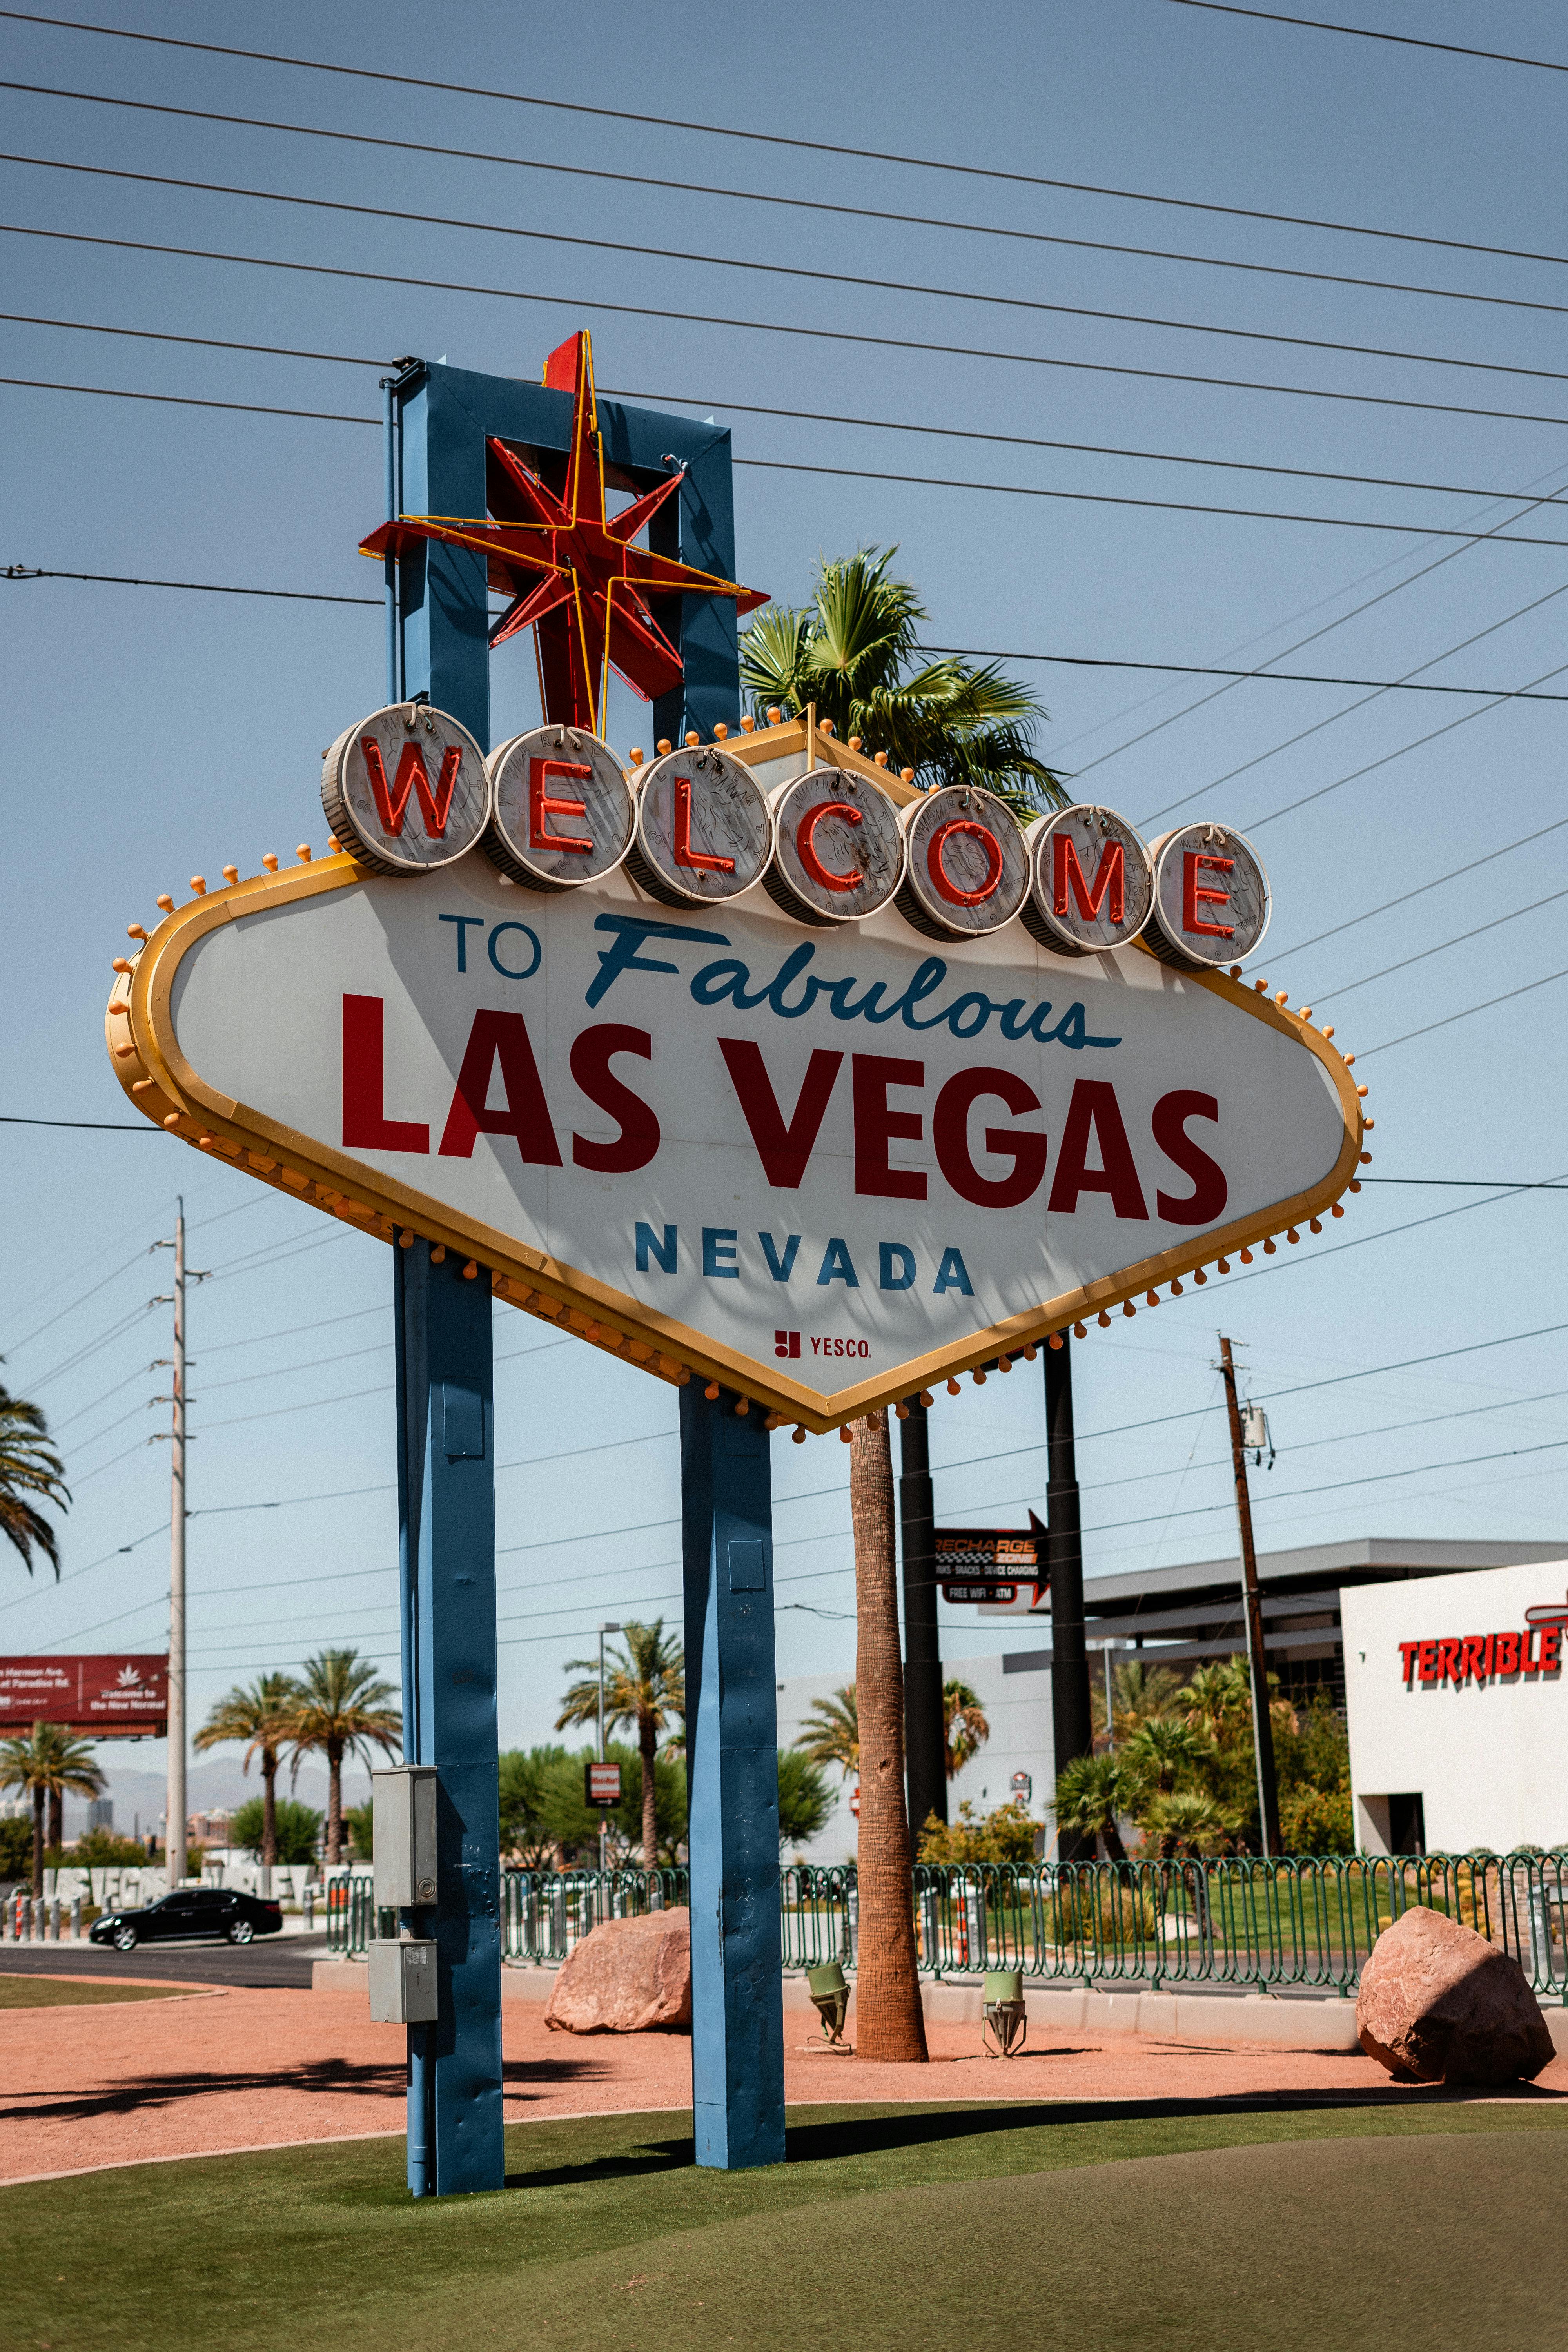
[
  {"xmin": 1417, "ymin": 1641, "xmax": 1439, "ymax": 1682},
  {"xmin": 570, "ymin": 1025, "xmax": 659, "ymax": 1173},
  {"xmin": 529, "ymin": 758, "xmax": 593, "ymax": 856},
  {"xmin": 719, "ymin": 1040, "xmax": 842, "ymax": 1187},
  {"xmin": 1152, "ymin": 1090, "xmax": 1227, "ymax": 1225},
  {"xmin": 1543, "ymin": 1627, "xmax": 1563, "ymax": 1673},
  {"xmin": 1436, "ymin": 1639, "xmax": 1463, "ymax": 1686},
  {"xmin": 927, "ymin": 819, "xmax": 1003, "ymax": 907},
  {"xmin": 1459, "ymin": 1635, "xmax": 1486, "ymax": 1684},
  {"xmin": 797, "ymin": 800, "xmax": 863, "ymax": 893},
  {"xmin": 1398, "ymin": 1641, "xmax": 1420, "ymax": 1686},
  {"xmin": 1495, "ymin": 1631, "xmax": 1519, "ymax": 1675},
  {"xmin": 438, "ymin": 1009, "xmax": 562, "ymax": 1165},
  {"xmin": 1046, "ymin": 1081, "xmax": 1149, "ymax": 1220},
  {"xmin": 341, "ymin": 995, "xmax": 429, "ymax": 1153},
  {"xmin": 359, "ymin": 737, "xmax": 463, "ymax": 838},
  {"xmin": 1523, "ymin": 1627, "xmax": 1542, "ymax": 1673},
  {"xmin": 852, "ymin": 1056, "xmax": 927, "ymax": 1200},
  {"xmin": 933, "ymin": 1068, "xmax": 1047, "ymax": 1209},
  {"xmin": 1053, "ymin": 833, "xmax": 1125, "ymax": 924},
  {"xmin": 673, "ymin": 775, "xmax": 734, "ymax": 873},
  {"xmin": 1183, "ymin": 851, "xmax": 1235, "ymax": 938}
]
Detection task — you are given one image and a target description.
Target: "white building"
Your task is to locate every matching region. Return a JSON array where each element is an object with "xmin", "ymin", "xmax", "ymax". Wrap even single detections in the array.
[{"xmin": 1342, "ymin": 1556, "xmax": 1568, "ymax": 1855}]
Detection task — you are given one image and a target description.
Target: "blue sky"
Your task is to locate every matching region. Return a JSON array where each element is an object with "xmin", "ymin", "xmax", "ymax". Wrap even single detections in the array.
[{"xmin": 6, "ymin": 0, "xmax": 1568, "ymax": 1779}]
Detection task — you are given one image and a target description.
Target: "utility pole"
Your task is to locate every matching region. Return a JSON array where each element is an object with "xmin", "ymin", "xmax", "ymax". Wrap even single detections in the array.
[
  {"xmin": 1216, "ymin": 1336, "xmax": 1281, "ymax": 1857},
  {"xmin": 161, "ymin": 1200, "xmax": 189, "ymax": 1893},
  {"xmin": 897, "ymin": 1398, "xmax": 946, "ymax": 1837},
  {"xmin": 1045, "ymin": 1338, "xmax": 1094, "ymax": 1860}
]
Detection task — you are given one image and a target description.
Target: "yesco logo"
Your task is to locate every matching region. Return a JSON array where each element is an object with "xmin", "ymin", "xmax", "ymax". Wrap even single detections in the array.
[{"xmin": 774, "ymin": 1331, "xmax": 870, "ymax": 1360}]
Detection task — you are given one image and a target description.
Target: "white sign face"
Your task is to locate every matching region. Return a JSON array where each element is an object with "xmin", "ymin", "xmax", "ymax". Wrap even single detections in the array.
[
  {"xmin": 1022, "ymin": 805, "xmax": 1153, "ymax": 958},
  {"xmin": 123, "ymin": 847, "xmax": 1360, "ymax": 1426},
  {"xmin": 485, "ymin": 726, "xmax": 633, "ymax": 889},
  {"xmin": 1146, "ymin": 822, "xmax": 1270, "ymax": 968},
  {"xmin": 765, "ymin": 768, "xmax": 906, "ymax": 927}
]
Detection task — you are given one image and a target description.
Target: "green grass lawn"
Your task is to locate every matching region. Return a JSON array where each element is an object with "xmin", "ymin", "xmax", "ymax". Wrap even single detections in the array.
[
  {"xmin": 6, "ymin": 2099, "xmax": 1566, "ymax": 2351},
  {"xmin": 0, "ymin": 1975, "xmax": 189, "ymax": 2009}
]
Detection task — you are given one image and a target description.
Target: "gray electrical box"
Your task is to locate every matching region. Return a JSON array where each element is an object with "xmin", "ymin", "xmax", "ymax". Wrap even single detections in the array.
[
  {"xmin": 373, "ymin": 1765, "xmax": 439, "ymax": 1908},
  {"xmin": 367, "ymin": 1937, "xmax": 439, "ymax": 2024}
]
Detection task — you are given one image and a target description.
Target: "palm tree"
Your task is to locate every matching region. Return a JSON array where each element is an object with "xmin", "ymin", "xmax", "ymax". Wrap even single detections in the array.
[
  {"xmin": 849, "ymin": 1410, "xmax": 927, "ymax": 2064},
  {"xmin": 739, "ymin": 547, "xmax": 1065, "ymax": 818},
  {"xmin": 1053, "ymin": 1751, "xmax": 1147, "ymax": 1864},
  {"xmin": 1095, "ymin": 1661, "xmax": 1183, "ymax": 1748},
  {"xmin": 796, "ymin": 1686, "xmax": 859, "ymax": 1780},
  {"xmin": 285, "ymin": 1650, "xmax": 401, "ymax": 1867},
  {"xmin": 0, "ymin": 1722, "xmax": 103, "ymax": 1896},
  {"xmin": 194, "ymin": 1673, "xmax": 301, "ymax": 1869},
  {"xmin": 557, "ymin": 1620, "xmax": 684, "ymax": 1868},
  {"xmin": 1123, "ymin": 1716, "xmax": 1210, "ymax": 1798},
  {"xmin": 1177, "ymin": 1658, "xmax": 1255, "ymax": 1748},
  {"xmin": 0, "ymin": 1387, "xmax": 70, "ymax": 1578},
  {"xmin": 942, "ymin": 1679, "xmax": 989, "ymax": 1779},
  {"xmin": 1142, "ymin": 1789, "xmax": 1241, "ymax": 1860}
]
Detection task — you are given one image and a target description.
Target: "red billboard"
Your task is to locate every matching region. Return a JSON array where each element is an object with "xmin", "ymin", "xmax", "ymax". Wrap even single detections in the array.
[{"xmin": 0, "ymin": 1655, "xmax": 168, "ymax": 1736}]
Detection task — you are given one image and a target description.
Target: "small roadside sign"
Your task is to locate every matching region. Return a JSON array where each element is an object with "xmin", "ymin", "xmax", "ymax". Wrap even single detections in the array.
[{"xmin": 584, "ymin": 1760, "xmax": 622, "ymax": 1808}]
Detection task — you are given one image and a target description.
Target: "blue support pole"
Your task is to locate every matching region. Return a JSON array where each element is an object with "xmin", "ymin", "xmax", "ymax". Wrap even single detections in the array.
[
  {"xmin": 681, "ymin": 1387, "xmax": 786, "ymax": 2171},
  {"xmin": 394, "ymin": 1240, "xmax": 503, "ymax": 2196}
]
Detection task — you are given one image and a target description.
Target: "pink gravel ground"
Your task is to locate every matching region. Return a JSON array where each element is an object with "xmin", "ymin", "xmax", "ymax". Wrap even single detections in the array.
[{"xmin": 5, "ymin": 1979, "xmax": 1564, "ymax": 2183}]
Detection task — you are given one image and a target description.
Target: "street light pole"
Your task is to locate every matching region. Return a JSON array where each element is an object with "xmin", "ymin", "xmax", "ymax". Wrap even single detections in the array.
[
  {"xmin": 598, "ymin": 1622, "xmax": 620, "ymax": 1873},
  {"xmin": 1217, "ymin": 1336, "xmax": 1281, "ymax": 1856}
]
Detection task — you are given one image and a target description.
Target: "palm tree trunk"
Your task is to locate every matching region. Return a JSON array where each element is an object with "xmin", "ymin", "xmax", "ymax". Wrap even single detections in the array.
[
  {"xmin": 31, "ymin": 1786, "xmax": 44, "ymax": 1899},
  {"xmin": 1100, "ymin": 1818, "xmax": 1129, "ymax": 1864},
  {"xmin": 46, "ymin": 1785, "xmax": 62, "ymax": 1855},
  {"xmin": 640, "ymin": 1720, "xmax": 658, "ymax": 1869},
  {"xmin": 326, "ymin": 1743, "xmax": 343, "ymax": 1867},
  {"xmin": 261, "ymin": 1750, "xmax": 278, "ymax": 1869},
  {"xmin": 850, "ymin": 1410, "xmax": 928, "ymax": 2065}
]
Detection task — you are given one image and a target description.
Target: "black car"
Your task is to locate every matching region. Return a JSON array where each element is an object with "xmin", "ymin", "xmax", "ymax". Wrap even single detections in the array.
[{"xmin": 89, "ymin": 1887, "xmax": 283, "ymax": 1952}]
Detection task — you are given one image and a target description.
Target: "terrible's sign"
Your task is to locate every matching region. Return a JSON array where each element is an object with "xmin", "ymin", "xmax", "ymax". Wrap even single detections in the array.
[
  {"xmin": 107, "ymin": 712, "xmax": 1365, "ymax": 1433},
  {"xmin": 0, "ymin": 1655, "xmax": 168, "ymax": 1735}
]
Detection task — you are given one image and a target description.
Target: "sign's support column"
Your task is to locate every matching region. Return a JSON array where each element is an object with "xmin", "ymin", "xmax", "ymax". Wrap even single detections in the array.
[
  {"xmin": 681, "ymin": 1387, "xmax": 785, "ymax": 2170},
  {"xmin": 390, "ymin": 367, "xmax": 502, "ymax": 2198},
  {"xmin": 898, "ymin": 1401, "xmax": 946, "ymax": 1837},
  {"xmin": 165, "ymin": 1198, "xmax": 187, "ymax": 1893},
  {"xmin": 1045, "ymin": 1338, "xmax": 1094, "ymax": 1860},
  {"xmin": 394, "ymin": 1240, "xmax": 503, "ymax": 2196}
]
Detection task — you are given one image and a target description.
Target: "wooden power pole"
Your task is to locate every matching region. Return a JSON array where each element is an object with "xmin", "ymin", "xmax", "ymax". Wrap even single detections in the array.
[{"xmin": 1216, "ymin": 1336, "xmax": 1281, "ymax": 1857}]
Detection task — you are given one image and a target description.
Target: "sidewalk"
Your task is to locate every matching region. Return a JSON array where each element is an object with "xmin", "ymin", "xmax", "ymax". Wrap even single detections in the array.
[{"xmin": 8, "ymin": 1975, "xmax": 1564, "ymax": 2184}]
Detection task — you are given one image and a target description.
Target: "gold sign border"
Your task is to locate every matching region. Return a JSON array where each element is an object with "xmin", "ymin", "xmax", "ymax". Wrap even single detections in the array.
[{"xmin": 107, "ymin": 838, "xmax": 1366, "ymax": 1434}]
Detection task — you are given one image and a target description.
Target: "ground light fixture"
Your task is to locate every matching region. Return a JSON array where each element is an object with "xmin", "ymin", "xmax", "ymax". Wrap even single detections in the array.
[
  {"xmin": 982, "ymin": 1968, "xmax": 1027, "ymax": 2058},
  {"xmin": 806, "ymin": 1960, "xmax": 851, "ymax": 2049}
]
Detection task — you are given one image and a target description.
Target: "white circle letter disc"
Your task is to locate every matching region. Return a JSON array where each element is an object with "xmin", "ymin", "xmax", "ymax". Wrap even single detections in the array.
[
  {"xmin": 1022, "ymin": 804, "xmax": 1154, "ymax": 956},
  {"xmin": 626, "ymin": 743, "xmax": 771, "ymax": 906},
  {"xmin": 485, "ymin": 726, "xmax": 633, "ymax": 890},
  {"xmin": 1146, "ymin": 822, "xmax": 1271, "ymax": 968},
  {"xmin": 322, "ymin": 703, "xmax": 490, "ymax": 875},
  {"xmin": 895, "ymin": 785, "xmax": 1030, "ymax": 940},
  {"xmin": 764, "ymin": 767, "xmax": 907, "ymax": 926}
]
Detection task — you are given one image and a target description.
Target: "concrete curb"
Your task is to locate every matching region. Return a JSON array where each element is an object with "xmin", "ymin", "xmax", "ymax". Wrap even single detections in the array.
[{"xmin": 313, "ymin": 1959, "xmax": 1381, "ymax": 2050}]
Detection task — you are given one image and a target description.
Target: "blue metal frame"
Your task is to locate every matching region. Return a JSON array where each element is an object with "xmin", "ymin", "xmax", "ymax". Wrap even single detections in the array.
[
  {"xmin": 681, "ymin": 1387, "xmax": 786, "ymax": 2170},
  {"xmin": 392, "ymin": 358, "xmax": 742, "ymax": 746},
  {"xmin": 384, "ymin": 353, "xmax": 775, "ymax": 2190}
]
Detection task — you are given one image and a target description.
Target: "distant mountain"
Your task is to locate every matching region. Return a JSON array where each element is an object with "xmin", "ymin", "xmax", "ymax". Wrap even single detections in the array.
[{"xmin": 59, "ymin": 1758, "xmax": 374, "ymax": 1840}]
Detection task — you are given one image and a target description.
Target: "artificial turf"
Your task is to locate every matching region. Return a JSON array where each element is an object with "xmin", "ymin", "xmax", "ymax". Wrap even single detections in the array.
[
  {"xmin": 5, "ymin": 2099, "xmax": 1565, "ymax": 2352},
  {"xmin": 0, "ymin": 1975, "xmax": 189, "ymax": 2009}
]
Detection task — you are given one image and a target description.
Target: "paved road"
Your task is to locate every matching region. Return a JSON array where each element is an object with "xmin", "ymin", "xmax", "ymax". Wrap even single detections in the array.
[{"xmin": 0, "ymin": 1934, "xmax": 328, "ymax": 1990}]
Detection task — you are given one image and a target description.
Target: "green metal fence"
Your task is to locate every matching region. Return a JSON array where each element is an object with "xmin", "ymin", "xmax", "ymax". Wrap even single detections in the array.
[{"xmin": 322, "ymin": 1850, "xmax": 1568, "ymax": 2000}]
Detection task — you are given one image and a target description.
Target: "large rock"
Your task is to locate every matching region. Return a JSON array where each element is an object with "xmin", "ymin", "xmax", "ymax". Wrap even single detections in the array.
[
  {"xmin": 1356, "ymin": 1904, "xmax": 1555, "ymax": 2085},
  {"xmin": 544, "ymin": 1908, "xmax": 691, "ymax": 2034}
]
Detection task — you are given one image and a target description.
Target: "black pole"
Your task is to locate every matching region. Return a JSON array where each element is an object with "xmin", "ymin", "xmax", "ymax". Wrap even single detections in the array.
[
  {"xmin": 1045, "ymin": 1338, "xmax": 1095, "ymax": 1861},
  {"xmin": 1217, "ymin": 1336, "xmax": 1282, "ymax": 1856},
  {"xmin": 898, "ymin": 1399, "xmax": 947, "ymax": 1837}
]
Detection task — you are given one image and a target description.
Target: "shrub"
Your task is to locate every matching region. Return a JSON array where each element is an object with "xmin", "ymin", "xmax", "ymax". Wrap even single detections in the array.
[
  {"xmin": 229, "ymin": 1797, "xmax": 322, "ymax": 1865},
  {"xmin": 918, "ymin": 1799, "xmax": 1039, "ymax": 1867},
  {"xmin": 1278, "ymin": 1784, "xmax": 1354, "ymax": 1855}
]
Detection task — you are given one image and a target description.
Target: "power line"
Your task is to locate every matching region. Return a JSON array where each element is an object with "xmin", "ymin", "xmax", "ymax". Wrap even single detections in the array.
[
  {"xmin": 13, "ymin": 77, "xmax": 1568, "ymax": 326},
  {"xmin": 0, "ymin": 1112, "xmax": 152, "ymax": 1130},
  {"xmin": 1314, "ymin": 885, "xmax": 1568, "ymax": 1006},
  {"xmin": 13, "ymin": 221, "xmax": 1568, "ymax": 434},
  {"xmin": 1266, "ymin": 816, "xmax": 1568, "ymax": 961},
  {"xmin": 1361, "ymin": 965, "xmax": 1568, "ymax": 1059},
  {"xmin": 14, "ymin": 149, "xmax": 1568, "ymax": 394},
  {"xmin": 10, "ymin": 10, "xmax": 1568, "ymax": 273},
  {"xmin": 3, "ymin": 561, "xmax": 375, "ymax": 605},
  {"xmin": 932, "ymin": 645, "xmax": 1568, "ymax": 703},
  {"xmin": 22, "ymin": 315, "xmax": 1568, "ymax": 534},
  {"xmin": 1164, "ymin": 1, "xmax": 1568, "ymax": 75}
]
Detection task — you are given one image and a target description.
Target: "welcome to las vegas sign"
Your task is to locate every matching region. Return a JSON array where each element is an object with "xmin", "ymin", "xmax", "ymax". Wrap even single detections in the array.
[{"xmin": 106, "ymin": 706, "xmax": 1365, "ymax": 1434}]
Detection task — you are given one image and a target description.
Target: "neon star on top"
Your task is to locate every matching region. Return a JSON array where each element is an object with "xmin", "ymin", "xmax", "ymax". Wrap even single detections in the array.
[{"xmin": 360, "ymin": 330, "xmax": 768, "ymax": 735}]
